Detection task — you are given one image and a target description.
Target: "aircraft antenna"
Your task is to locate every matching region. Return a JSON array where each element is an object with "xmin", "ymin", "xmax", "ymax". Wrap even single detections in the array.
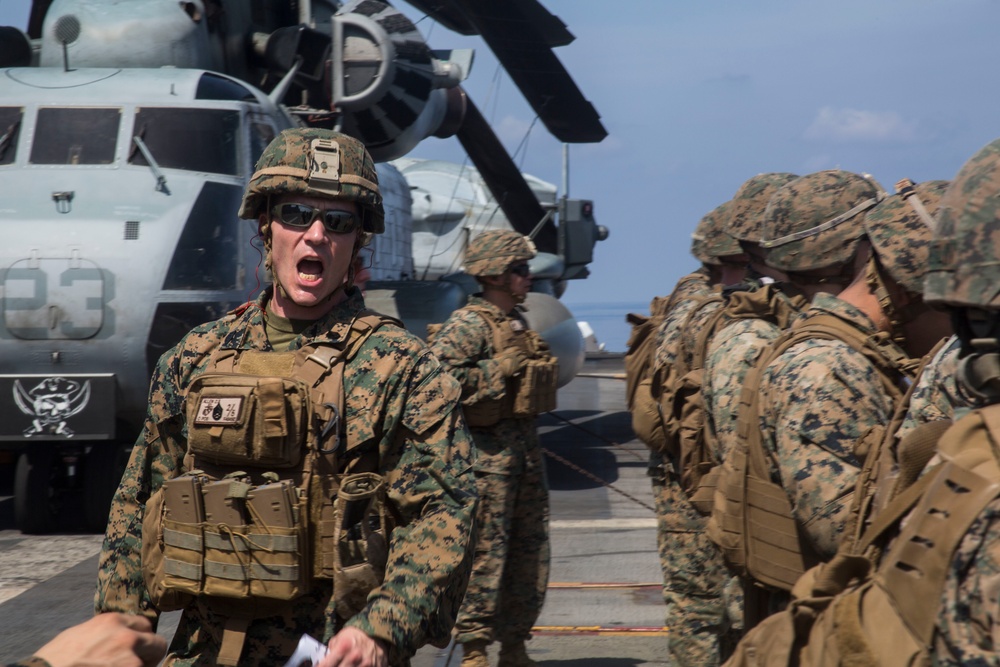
[
  {"xmin": 562, "ymin": 143, "xmax": 570, "ymax": 198},
  {"xmin": 53, "ymin": 15, "xmax": 80, "ymax": 72}
]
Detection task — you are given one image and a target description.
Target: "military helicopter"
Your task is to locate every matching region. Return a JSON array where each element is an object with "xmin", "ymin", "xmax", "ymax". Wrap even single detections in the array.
[{"xmin": 0, "ymin": 0, "xmax": 607, "ymax": 533}]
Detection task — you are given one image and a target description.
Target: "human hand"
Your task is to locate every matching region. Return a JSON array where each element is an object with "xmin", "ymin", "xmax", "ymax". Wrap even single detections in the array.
[
  {"xmin": 316, "ymin": 627, "xmax": 387, "ymax": 667},
  {"xmin": 33, "ymin": 613, "xmax": 167, "ymax": 667},
  {"xmin": 496, "ymin": 347, "xmax": 528, "ymax": 377}
]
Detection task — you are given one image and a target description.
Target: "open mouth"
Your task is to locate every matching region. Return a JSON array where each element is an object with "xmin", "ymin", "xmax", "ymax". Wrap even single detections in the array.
[{"xmin": 297, "ymin": 258, "xmax": 324, "ymax": 282}]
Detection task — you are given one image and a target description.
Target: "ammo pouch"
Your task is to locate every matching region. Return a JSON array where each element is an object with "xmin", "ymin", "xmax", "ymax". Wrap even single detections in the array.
[
  {"xmin": 330, "ymin": 472, "xmax": 390, "ymax": 619},
  {"xmin": 512, "ymin": 356, "xmax": 559, "ymax": 417},
  {"xmin": 463, "ymin": 397, "xmax": 505, "ymax": 428},
  {"xmin": 146, "ymin": 473, "xmax": 309, "ymax": 604}
]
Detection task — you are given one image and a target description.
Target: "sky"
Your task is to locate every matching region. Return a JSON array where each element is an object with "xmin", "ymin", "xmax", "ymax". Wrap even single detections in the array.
[{"xmin": 3, "ymin": 1, "xmax": 999, "ymax": 350}]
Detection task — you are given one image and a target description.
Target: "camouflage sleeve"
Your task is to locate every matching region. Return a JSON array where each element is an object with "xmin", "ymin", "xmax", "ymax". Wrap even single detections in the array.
[
  {"xmin": 759, "ymin": 339, "xmax": 894, "ymax": 559},
  {"xmin": 704, "ymin": 319, "xmax": 781, "ymax": 463},
  {"xmin": 428, "ymin": 309, "xmax": 507, "ymax": 404},
  {"xmin": 345, "ymin": 348, "xmax": 478, "ymax": 658},
  {"xmin": 933, "ymin": 498, "xmax": 1000, "ymax": 665},
  {"xmin": 94, "ymin": 350, "xmax": 188, "ymax": 619},
  {"xmin": 897, "ymin": 335, "xmax": 979, "ymax": 442}
]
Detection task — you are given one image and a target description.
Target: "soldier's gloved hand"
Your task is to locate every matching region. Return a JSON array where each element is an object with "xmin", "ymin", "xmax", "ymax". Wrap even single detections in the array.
[{"xmin": 496, "ymin": 348, "xmax": 528, "ymax": 378}]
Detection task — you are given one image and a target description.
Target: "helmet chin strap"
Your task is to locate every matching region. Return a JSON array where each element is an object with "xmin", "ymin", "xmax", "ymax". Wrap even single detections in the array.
[{"xmin": 500, "ymin": 273, "xmax": 527, "ymax": 305}]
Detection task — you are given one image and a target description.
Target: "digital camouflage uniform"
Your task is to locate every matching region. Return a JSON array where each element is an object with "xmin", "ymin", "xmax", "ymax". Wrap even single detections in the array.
[
  {"xmin": 704, "ymin": 299, "xmax": 792, "ymax": 466},
  {"xmin": 756, "ymin": 293, "xmax": 910, "ymax": 559},
  {"xmin": 896, "ymin": 334, "xmax": 978, "ymax": 442},
  {"xmin": 653, "ymin": 295, "xmax": 731, "ymax": 667},
  {"xmin": 430, "ymin": 296, "xmax": 550, "ymax": 649},
  {"xmin": 94, "ymin": 288, "xmax": 477, "ymax": 666},
  {"xmin": 95, "ymin": 127, "xmax": 478, "ymax": 667},
  {"xmin": 919, "ymin": 138, "xmax": 1000, "ymax": 665}
]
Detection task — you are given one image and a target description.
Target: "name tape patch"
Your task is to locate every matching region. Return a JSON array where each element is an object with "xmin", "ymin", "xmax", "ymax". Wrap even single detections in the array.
[{"xmin": 195, "ymin": 397, "xmax": 244, "ymax": 425}]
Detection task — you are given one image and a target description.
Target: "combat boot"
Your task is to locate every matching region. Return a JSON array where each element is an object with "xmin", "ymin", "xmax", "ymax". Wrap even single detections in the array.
[
  {"xmin": 461, "ymin": 640, "xmax": 490, "ymax": 667},
  {"xmin": 498, "ymin": 642, "xmax": 536, "ymax": 667}
]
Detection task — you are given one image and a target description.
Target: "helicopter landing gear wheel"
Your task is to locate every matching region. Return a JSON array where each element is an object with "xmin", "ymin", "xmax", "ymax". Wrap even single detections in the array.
[
  {"xmin": 83, "ymin": 443, "xmax": 128, "ymax": 533},
  {"xmin": 15, "ymin": 449, "xmax": 57, "ymax": 534}
]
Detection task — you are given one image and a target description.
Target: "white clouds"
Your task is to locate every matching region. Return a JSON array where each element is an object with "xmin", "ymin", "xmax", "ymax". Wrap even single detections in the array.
[
  {"xmin": 804, "ymin": 107, "xmax": 921, "ymax": 143},
  {"xmin": 494, "ymin": 115, "xmax": 539, "ymax": 150}
]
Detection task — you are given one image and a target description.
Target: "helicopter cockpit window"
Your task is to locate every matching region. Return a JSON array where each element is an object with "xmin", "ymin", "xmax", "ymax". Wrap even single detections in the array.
[
  {"xmin": 195, "ymin": 74, "xmax": 258, "ymax": 102},
  {"xmin": 250, "ymin": 122, "xmax": 277, "ymax": 166},
  {"xmin": 130, "ymin": 108, "xmax": 240, "ymax": 176},
  {"xmin": 31, "ymin": 107, "xmax": 120, "ymax": 165},
  {"xmin": 0, "ymin": 107, "xmax": 22, "ymax": 166}
]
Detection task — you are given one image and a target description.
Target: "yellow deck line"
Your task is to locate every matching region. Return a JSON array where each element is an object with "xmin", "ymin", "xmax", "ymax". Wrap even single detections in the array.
[
  {"xmin": 548, "ymin": 582, "xmax": 661, "ymax": 589},
  {"xmin": 533, "ymin": 625, "xmax": 669, "ymax": 636}
]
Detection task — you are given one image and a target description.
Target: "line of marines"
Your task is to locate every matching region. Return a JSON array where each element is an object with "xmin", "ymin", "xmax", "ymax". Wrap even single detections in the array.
[{"xmin": 628, "ymin": 138, "xmax": 1000, "ymax": 666}]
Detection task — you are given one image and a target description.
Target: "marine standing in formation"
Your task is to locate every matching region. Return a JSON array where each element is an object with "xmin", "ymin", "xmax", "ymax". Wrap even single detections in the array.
[
  {"xmin": 94, "ymin": 128, "xmax": 478, "ymax": 667},
  {"xmin": 428, "ymin": 230, "xmax": 559, "ymax": 667},
  {"xmin": 646, "ymin": 200, "xmax": 749, "ymax": 667},
  {"xmin": 624, "ymin": 124, "xmax": 1000, "ymax": 667}
]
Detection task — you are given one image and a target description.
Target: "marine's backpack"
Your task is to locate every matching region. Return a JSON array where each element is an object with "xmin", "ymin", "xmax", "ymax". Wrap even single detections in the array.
[
  {"xmin": 628, "ymin": 273, "xmax": 713, "ymax": 450},
  {"xmin": 659, "ymin": 283, "xmax": 807, "ymax": 504},
  {"xmin": 723, "ymin": 405, "xmax": 1000, "ymax": 667}
]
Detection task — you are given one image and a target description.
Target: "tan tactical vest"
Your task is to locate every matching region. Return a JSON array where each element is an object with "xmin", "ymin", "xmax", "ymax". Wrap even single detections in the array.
[
  {"xmin": 723, "ymin": 406, "xmax": 1000, "ymax": 667},
  {"xmin": 659, "ymin": 284, "xmax": 808, "ymax": 509},
  {"xmin": 429, "ymin": 304, "xmax": 558, "ymax": 427},
  {"xmin": 707, "ymin": 312, "xmax": 917, "ymax": 596},
  {"xmin": 141, "ymin": 312, "xmax": 399, "ymax": 665}
]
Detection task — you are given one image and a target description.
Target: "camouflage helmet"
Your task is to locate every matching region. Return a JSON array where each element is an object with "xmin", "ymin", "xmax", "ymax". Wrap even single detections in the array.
[
  {"xmin": 238, "ymin": 127, "xmax": 384, "ymax": 233},
  {"xmin": 727, "ymin": 172, "xmax": 799, "ymax": 244},
  {"xmin": 760, "ymin": 170, "xmax": 885, "ymax": 272},
  {"xmin": 863, "ymin": 179, "xmax": 948, "ymax": 295},
  {"xmin": 925, "ymin": 138, "xmax": 1000, "ymax": 308},
  {"xmin": 464, "ymin": 229, "xmax": 537, "ymax": 277},
  {"xmin": 690, "ymin": 201, "xmax": 735, "ymax": 264}
]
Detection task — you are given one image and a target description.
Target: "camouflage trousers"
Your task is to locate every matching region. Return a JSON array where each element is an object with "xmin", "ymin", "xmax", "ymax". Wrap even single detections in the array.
[
  {"xmin": 163, "ymin": 584, "xmax": 337, "ymax": 667},
  {"xmin": 455, "ymin": 442, "xmax": 550, "ymax": 645},
  {"xmin": 652, "ymin": 470, "xmax": 740, "ymax": 667}
]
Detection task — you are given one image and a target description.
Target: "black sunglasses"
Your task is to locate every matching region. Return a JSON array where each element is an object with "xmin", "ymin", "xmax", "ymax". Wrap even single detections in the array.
[
  {"xmin": 509, "ymin": 263, "xmax": 531, "ymax": 277},
  {"xmin": 271, "ymin": 203, "xmax": 359, "ymax": 234}
]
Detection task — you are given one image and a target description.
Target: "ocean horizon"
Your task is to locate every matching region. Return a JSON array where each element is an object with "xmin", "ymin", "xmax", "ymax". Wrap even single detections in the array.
[{"xmin": 563, "ymin": 300, "xmax": 649, "ymax": 354}]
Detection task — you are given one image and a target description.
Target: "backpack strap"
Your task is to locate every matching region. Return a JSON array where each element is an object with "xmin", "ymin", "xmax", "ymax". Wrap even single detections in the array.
[
  {"xmin": 877, "ymin": 406, "xmax": 1000, "ymax": 645},
  {"xmin": 460, "ymin": 304, "xmax": 513, "ymax": 356},
  {"xmin": 842, "ymin": 336, "xmax": 950, "ymax": 555}
]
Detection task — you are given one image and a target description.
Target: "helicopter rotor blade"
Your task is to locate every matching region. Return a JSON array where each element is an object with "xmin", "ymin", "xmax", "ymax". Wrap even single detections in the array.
[
  {"xmin": 406, "ymin": 0, "xmax": 606, "ymax": 144},
  {"xmin": 455, "ymin": 91, "xmax": 558, "ymax": 254},
  {"xmin": 402, "ymin": 0, "xmax": 573, "ymax": 46}
]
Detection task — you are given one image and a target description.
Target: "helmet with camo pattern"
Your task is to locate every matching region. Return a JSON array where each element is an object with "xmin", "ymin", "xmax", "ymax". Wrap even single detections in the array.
[
  {"xmin": 691, "ymin": 201, "xmax": 734, "ymax": 264},
  {"xmin": 727, "ymin": 172, "xmax": 799, "ymax": 244},
  {"xmin": 464, "ymin": 229, "xmax": 537, "ymax": 277},
  {"xmin": 239, "ymin": 127, "xmax": 384, "ymax": 234},
  {"xmin": 864, "ymin": 179, "xmax": 948, "ymax": 295},
  {"xmin": 926, "ymin": 139, "xmax": 1000, "ymax": 307},
  {"xmin": 760, "ymin": 170, "xmax": 885, "ymax": 272}
]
